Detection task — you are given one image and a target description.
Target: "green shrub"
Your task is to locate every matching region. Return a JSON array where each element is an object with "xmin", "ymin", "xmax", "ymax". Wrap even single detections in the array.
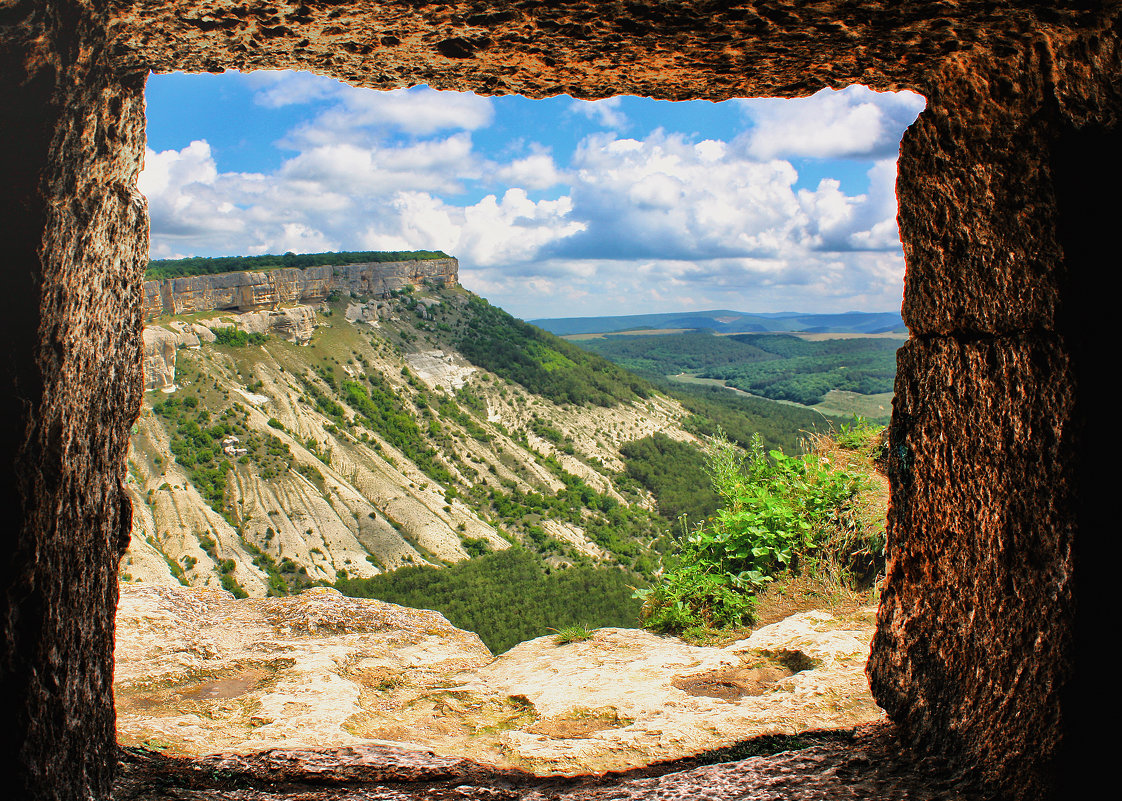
[
  {"xmin": 638, "ymin": 431, "xmax": 866, "ymax": 633},
  {"xmin": 213, "ymin": 327, "xmax": 268, "ymax": 347},
  {"xmin": 220, "ymin": 573, "xmax": 248, "ymax": 599},
  {"xmin": 634, "ymin": 565, "xmax": 756, "ymax": 632},
  {"xmin": 833, "ymin": 415, "xmax": 886, "ymax": 453}
]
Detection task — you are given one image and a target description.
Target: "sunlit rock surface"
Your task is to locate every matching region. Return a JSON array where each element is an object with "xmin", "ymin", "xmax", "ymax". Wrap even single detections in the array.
[
  {"xmin": 114, "ymin": 585, "xmax": 493, "ymax": 754},
  {"xmin": 142, "ymin": 259, "xmax": 459, "ymax": 317},
  {"xmin": 142, "ymin": 327, "xmax": 178, "ymax": 392},
  {"xmin": 114, "ymin": 584, "xmax": 883, "ymax": 774}
]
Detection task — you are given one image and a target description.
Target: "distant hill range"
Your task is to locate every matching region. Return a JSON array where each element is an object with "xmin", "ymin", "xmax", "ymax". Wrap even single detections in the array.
[{"xmin": 530, "ymin": 310, "xmax": 906, "ymax": 337}]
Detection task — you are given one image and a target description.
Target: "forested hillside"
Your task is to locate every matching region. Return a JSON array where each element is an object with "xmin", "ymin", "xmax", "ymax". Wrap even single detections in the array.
[
  {"xmin": 445, "ymin": 295, "xmax": 651, "ymax": 406},
  {"xmin": 573, "ymin": 329, "xmax": 901, "ymax": 422},
  {"xmin": 571, "ymin": 330, "xmax": 778, "ymax": 377},
  {"xmin": 700, "ymin": 335, "xmax": 898, "ymax": 405},
  {"xmin": 125, "ymin": 281, "xmax": 876, "ymax": 652}
]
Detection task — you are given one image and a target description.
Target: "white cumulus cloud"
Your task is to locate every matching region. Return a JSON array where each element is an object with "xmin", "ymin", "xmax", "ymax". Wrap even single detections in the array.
[
  {"xmin": 494, "ymin": 148, "xmax": 565, "ymax": 190},
  {"xmin": 142, "ymin": 72, "xmax": 922, "ymax": 316},
  {"xmin": 736, "ymin": 85, "xmax": 925, "ymax": 160},
  {"xmin": 281, "ymin": 84, "xmax": 494, "ymax": 146},
  {"xmin": 568, "ymin": 97, "xmax": 629, "ymax": 130}
]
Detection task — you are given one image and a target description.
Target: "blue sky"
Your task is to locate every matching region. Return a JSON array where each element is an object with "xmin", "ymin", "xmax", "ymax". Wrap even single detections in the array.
[{"xmin": 141, "ymin": 71, "xmax": 925, "ymax": 319}]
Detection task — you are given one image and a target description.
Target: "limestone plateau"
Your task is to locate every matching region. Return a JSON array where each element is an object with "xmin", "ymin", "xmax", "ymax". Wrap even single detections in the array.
[
  {"xmin": 143, "ymin": 258, "xmax": 459, "ymax": 318},
  {"xmin": 126, "ymin": 282, "xmax": 691, "ymax": 600}
]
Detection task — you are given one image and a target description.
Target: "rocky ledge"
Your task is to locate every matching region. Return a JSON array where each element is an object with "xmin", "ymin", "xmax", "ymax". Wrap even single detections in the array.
[
  {"xmin": 115, "ymin": 584, "xmax": 884, "ymax": 774},
  {"xmin": 114, "ymin": 724, "xmax": 992, "ymax": 800}
]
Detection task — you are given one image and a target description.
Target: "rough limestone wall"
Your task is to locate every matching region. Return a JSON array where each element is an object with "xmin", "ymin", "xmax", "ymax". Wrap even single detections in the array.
[
  {"xmin": 1, "ymin": 2, "xmax": 1118, "ymax": 800},
  {"xmin": 869, "ymin": 28, "xmax": 1120, "ymax": 798},
  {"xmin": 1, "ymin": 2, "xmax": 148, "ymax": 799}
]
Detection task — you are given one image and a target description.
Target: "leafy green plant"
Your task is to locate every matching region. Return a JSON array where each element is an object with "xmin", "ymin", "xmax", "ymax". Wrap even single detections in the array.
[
  {"xmin": 634, "ymin": 565, "xmax": 756, "ymax": 632},
  {"xmin": 637, "ymin": 430, "xmax": 866, "ymax": 633},
  {"xmin": 693, "ymin": 433, "xmax": 863, "ymax": 580}
]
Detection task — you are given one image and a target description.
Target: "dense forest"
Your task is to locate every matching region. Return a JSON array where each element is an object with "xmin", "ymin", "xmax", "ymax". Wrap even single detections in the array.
[
  {"xmin": 620, "ymin": 434, "xmax": 721, "ymax": 525},
  {"xmin": 146, "ymin": 249, "xmax": 449, "ymax": 280},
  {"xmin": 575, "ymin": 330, "xmax": 778, "ymax": 376},
  {"xmin": 701, "ymin": 335, "xmax": 898, "ymax": 405},
  {"xmin": 574, "ymin": 330, "xmax": 899, "ymax": 408},
  {"xmin": 335, "ymin": 548, "xmax": 643, "ymax": 654}
]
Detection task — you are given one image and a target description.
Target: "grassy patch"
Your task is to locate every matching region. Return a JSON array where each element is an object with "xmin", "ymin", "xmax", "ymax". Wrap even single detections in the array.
[{"xmin": 549, "ymin": 624, "xmax": 594, "ymax": 644}]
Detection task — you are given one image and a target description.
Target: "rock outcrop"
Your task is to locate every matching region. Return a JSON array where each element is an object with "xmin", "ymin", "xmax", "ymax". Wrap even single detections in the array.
[
  {"xmin": 139, "ymin": 305, "xmax": 316, "ymax": 388},
  {"xmin": 112, "ymin": 728, "xmax": 988, "ymax": 801},
  {"xmin": 114, "ymin": 584, "xmax": 883, "ymax": 773},
  {"xmin": 143, "ymin": 260, "xmax": 458, "ymax": 319},
  {"xmin": 227, "ymin": 305, "xmax": 317, "ymax": 344},
  {"xmin": 142, "ymin": 327, "xmax": 178, "ymax": 392}
]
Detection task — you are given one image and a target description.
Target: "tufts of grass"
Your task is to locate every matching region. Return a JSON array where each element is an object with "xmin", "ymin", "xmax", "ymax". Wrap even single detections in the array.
[
  {"xmin": 549, "ymin": 624, "xmax": 594, "ymax": 645},
  {"xmin": 677, "ymin": 625, "xmax": 754, "ymax": 648}
]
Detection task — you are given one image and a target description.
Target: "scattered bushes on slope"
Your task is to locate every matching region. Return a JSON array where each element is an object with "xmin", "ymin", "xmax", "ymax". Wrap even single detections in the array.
[
  {"xmin": 342, "ymin": 378, "xmax": 454, "ymax": 485},
  {"xmin": 151, "ymin": 397, "xmax": 293, "ymax": 518}
]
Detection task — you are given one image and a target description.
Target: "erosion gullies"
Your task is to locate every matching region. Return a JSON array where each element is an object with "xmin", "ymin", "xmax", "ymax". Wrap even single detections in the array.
[
  {"xmin": 123, "ymin": 283, "xmax": 695, "ymax": 597},
  {"xmin": 113, "ymin": 583, "xmax": 884, "ymax": 773}
]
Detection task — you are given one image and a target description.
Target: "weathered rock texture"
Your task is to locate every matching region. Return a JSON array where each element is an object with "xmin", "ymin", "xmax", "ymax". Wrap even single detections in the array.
[
  {"xmin": 140, "ymin": 305, "xmax": 317, "ymax": 388},
  {"xmin": 113, "ymin": 725, "xmax": 992, "ymax": 801},
  {"xmin": 114, "ymin": 584, "xmax": 883, "ymax": 772},
  {"xmin": 142, "ymin": 327, "xmax": 178, "ymax": 391},
  {"xmin": 142, "ymin": 259, "xmax": 459, "ymax": 318},
  {"xmin": 2, "ymin": 2, "xmax": 1118, "ymax": 800}
]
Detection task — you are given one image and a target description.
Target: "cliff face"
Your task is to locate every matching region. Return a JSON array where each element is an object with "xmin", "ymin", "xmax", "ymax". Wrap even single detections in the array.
[
  {"xmin": 142, "ymin": 259, "xmax": 458, "ymax": 318},
  {"xmin": 140, "ymin": 306, "xmax": 317, "ymax": 391},
  {"xmin": 125, "ymin": 285, "xmax": 692, "ymax": 596},
  {"xmin": 141, "ymin": 328, "xmax": 178, "ymax": 392}
]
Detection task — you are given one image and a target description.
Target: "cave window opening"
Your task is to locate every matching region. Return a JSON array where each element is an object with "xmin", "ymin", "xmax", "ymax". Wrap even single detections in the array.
[{"xmin": 117, "ymin": 69, "xmax": 923, "ymax": 766}]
